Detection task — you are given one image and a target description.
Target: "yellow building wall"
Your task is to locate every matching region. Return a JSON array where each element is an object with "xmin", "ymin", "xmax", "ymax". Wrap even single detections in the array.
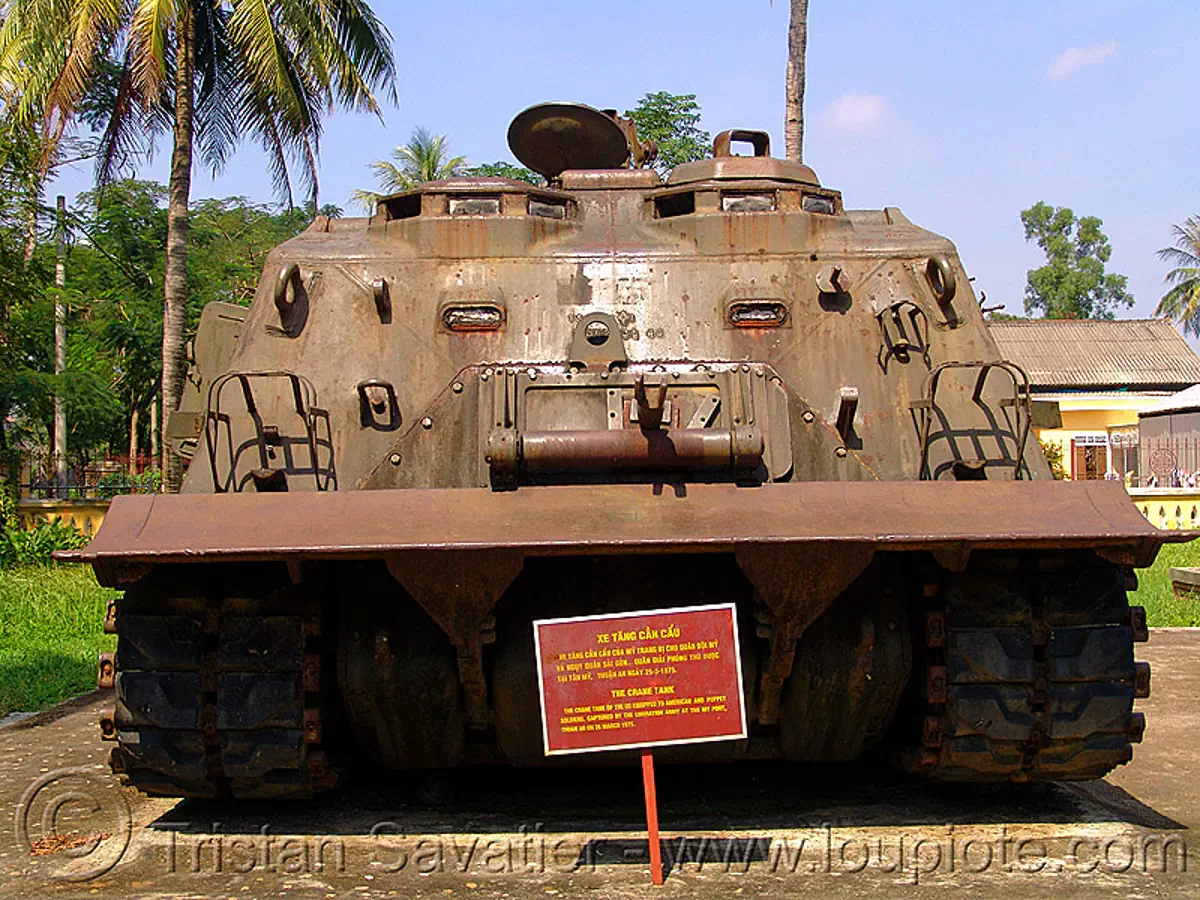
[
  {"xmin": 17, "ymin": 500, "xmax": 109, "ymax": 536},
  {"xmin": 1130, "ymin": 489, "xmax": 1200, "ymax": 529},
  {"xmin": 1033, "ymin": 393, "xmax": 1165, "ymax": 480},
  {"xmin": 1060, "ymin": 409, "xmax": 1139, "ymax": 430}
]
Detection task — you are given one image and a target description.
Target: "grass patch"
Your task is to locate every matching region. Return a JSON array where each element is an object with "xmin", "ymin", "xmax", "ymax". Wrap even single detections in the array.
[
  {"xmin": 1132, "ymin": 539, "xmax": 1200, "ymax": 627},
  {"xmin": 0, "ymin": 564, "xmax": 118, "ymax": 715}
]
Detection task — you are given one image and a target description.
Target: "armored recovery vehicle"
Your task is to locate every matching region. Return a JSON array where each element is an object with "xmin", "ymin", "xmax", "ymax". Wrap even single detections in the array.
[{"xmin": 67, "ymin": 103, "xmax": 1183, "ymax": 799}]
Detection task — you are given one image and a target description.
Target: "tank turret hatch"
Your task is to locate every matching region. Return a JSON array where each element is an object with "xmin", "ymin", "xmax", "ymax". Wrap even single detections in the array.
[
  {"xmin": 668, "ymin": 129, "xmax": 821, "ymax": 186},
  {"xmin": 509, "ymin": 102, "xmax": 654, "ymax": 179}
]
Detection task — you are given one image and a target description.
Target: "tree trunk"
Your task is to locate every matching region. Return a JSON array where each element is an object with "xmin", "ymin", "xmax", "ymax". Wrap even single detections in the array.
[
  {"xmin": 53, "ymin": 195, "xmax": 67, "ymax": 495},
  {"xmin": 22, "ymin": 205, "xmax": 37, "ymax": 264},
  {"xmin": 161, "ymin": 5, "xmax": 195, "ymax": 491},
  {"xmin": 150, "ymin": 396, "xmax": 159, "ymax": 463},
  {"xmin": 785, "ymin": 0, "xmax": 809, "ymax": 162},
  {"xmin": 128, "ymin": 408, "xmax": 139, "ymax": 476}
]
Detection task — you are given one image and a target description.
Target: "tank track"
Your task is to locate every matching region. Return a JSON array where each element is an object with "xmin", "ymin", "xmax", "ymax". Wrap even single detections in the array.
[
  {"xmin": 101, "ymin": 551, "xmax": 1149, "ymax": 795},
  {"xmin": 105, "ymin": 566, "xmax": 338, "ymax": 799},
  {"xmin": 905, "ymin": 550, "xmax": 1150, "ymax": 782}
]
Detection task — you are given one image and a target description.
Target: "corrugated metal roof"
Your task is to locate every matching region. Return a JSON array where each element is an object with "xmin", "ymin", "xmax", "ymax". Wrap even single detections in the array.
[
  {"xmin": 1141, "ymin": 383, "xmax": 1200, "ymax": 416},
  {"xmin": 988, "ymin": 319, "xmax": 1200, "ymax": 389}
]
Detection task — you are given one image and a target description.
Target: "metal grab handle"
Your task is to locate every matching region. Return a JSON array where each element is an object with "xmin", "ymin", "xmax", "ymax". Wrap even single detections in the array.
[
  {"xmin": 357, "ymin": 379, "xmax": 401, "ymax": 431},
  {"xmin": 714, "ymin": 129, "xmax": 770, "ymax": 158}
]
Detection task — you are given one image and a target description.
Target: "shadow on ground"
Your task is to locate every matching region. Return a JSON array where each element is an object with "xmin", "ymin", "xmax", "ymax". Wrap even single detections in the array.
[{"xmin": 150, "ymin": 758, "xmax": 1185, "ymax": 839}]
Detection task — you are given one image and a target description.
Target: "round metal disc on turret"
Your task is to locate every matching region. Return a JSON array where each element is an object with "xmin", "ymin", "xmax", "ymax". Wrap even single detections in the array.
[{"xmin": 507, "ymin": 102, "xmax": 630, "ymax": 179}]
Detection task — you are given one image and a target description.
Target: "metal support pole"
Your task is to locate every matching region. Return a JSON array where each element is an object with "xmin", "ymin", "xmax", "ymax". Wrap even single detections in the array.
[
  {"xmin": 53, "ymin": 195, "xmax": 67, "ymax": 495},
  {"xmin": 641, "ymin": 752, "xmax": 663, "ymax": 885}
]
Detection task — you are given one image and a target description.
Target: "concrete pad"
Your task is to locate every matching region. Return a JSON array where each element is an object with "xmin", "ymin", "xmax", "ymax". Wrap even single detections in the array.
[{"xmin": 2, "ymin": 631, "xmax": 1197, "ymax": 899}]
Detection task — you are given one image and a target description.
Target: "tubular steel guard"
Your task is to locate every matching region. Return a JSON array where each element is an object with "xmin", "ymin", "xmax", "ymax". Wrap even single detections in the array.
[{"xmin": 63, "ymin": 480, "xmax": 1184, "ymax": 581}]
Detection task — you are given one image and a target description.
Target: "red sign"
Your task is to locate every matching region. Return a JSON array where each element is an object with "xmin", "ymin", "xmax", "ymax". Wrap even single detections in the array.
[{"xmin": 533, "ymin": 603, "xmax": 747, "ymax": 755}]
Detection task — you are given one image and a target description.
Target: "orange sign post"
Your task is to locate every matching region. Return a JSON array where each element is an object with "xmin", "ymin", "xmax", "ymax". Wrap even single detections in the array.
[
  {"xmin": 533, "ymin": 603, "xmax": 746, "ymax": 885},
  {"xmin": 641, "ymin": 751, "xmax": 664, "ymax": 885}
]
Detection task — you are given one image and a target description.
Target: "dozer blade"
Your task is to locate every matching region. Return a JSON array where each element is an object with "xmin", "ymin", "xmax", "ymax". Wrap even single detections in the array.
[{"xmin": 62, "ymin": 480, "xmax": 1183, "ymax": 582}]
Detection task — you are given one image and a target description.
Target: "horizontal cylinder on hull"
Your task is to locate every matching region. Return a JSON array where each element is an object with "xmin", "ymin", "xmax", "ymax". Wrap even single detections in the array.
[{"xmin": 517, "ymin": 427, "xmax": 763, "ymax": 473}]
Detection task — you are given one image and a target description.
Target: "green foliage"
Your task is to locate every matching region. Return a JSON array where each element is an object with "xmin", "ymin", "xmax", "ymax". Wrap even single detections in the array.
[
  {"xmin": 95, "ymin": 469, "xmax": 161, "ymax": 498},
  {"xmin": 94, "ymin": 472, "xmax": 128, "ymax": 499},
  {"xmin": 0, "ymin": 564, "xmax": 117, "ymax": 714},
  {"xmin": 0, "ymin": 479, "xmax": 17, "ymax": 532},
  {"xmin": 189, "ymin": 197, "xmax": 312, "ymax": 311},
  {"xmin": 461, "ymin": 161, "xmax": 545, "ymax": 186},
  {"xmin": 0, "ymin": 0, "xmax": 397, "ymax": 208},
  {"xmin": 1039, "ymin": 438, "xmax": 1067, "ymax": 480},
  {"xmin": 0, "ymin": 0, "xmax": 397, "ymax": 491},
  {"xmin": 625, "ymin": 92, "xmax": 711, "ymax": 175},
  {"xmin": 0, "ymin": 520, "xmax": 89, "ymax": 568},
  {"xmin": 0, "ymin": 164, "xmax": 311, "ymax": 472},
  {"xmin": 354, "ymin": 127, "xmax": 466, "ymax": 210},
  {"xmin": 0, "ymin": 128, "xmax": 53, "ymax": 471},
  {"xmin": 1154, "ymin": 217, "xmax": 1200, "ymax": 336},
  {"xmin": 1020, "ymin": 202, "xmax": 1133, "ymax": 319}
]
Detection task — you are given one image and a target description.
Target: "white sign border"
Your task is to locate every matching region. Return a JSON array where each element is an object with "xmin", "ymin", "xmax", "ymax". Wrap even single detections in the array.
[{"xmin": 532, "ymin": 602, "xmax": 747, "ymax": 757}]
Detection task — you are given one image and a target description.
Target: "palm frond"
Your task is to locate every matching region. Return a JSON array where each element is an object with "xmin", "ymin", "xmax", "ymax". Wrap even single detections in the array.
[
  {"xmin": 192, "ymin": 0, "xmax": 240, "ymax": 175},
  {"xmin": 226, "ymin": 0, "xmax": 310, "ymax": 128},
  {"xmin": 45, "ymin": 0, "xmax": 124, "ymax": 118},
  {"xmin": 1155, "ymin": 217, "xmax": 1200, "ymax": 336},
  {"xmin": 1157, "ymin": 219, "xmax": 1200, "ymax": 274},
  {"xmin": 95, "ymin": 47, "xmax": 158, "ymax": 186},
  {"xmin": 349, "ymin": 187, "xmax": 378, "ymax": 213},
  {"xmin": 0, "ymin": 0, "xmax": 397, "ymax": 205},
  {"xmin": 276, "ymin": 0, "xmax": 395, "ymax": 115},
  {"xmin": 126, "ymin": 0, "xmax": 175, "ymax": 104},
  {"xmin": 369, "ymin": 158, "xmax": 411, "ymax": 192},
  {"xmin": 240, "ymin": 85, "xmax": 296, "ymax": 208},
  {"xmin": 375, "ymin": 126, "xmax": 465, "ymax": 188}
]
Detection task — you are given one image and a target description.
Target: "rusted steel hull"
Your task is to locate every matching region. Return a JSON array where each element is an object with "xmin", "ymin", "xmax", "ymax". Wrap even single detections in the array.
[
  {"xmin": 76, "ymin": 104, "xmax": 1190, "ymax": 799},
  {"xmin": 64, "ymin": 480, "xmax": 1178, "ymax": 573}
]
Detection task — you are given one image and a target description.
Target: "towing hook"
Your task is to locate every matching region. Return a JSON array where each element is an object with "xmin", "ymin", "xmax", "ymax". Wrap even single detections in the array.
[{"xmin": 634, "ymin": 374, "xmax": 668, "ymax": 430}]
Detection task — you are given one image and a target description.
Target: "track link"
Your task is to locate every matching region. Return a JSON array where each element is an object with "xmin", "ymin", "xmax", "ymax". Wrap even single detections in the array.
[
  {"xmin": 907, "ymin": 550, "xmax": 1149, "ymax": 782},
  {"xmin": 106, "ymin": 566, "xmax": 337, "ymax": 799}
]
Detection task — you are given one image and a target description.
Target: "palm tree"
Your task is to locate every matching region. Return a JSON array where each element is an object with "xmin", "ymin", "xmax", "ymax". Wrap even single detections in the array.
[
  {"xmin": 1156, "ymin": 217, "xmax": 1200, "ymax": 336},
  {"xmin": 784, "ymin": 0, "xmax": 809, "ymax": 161},
  {"xmin": 0, "ymin": 0, "xmax": 396, "ymax": 490},
  {"xmin": 352, "ymin": 127, "xmax": 465, "ymax": 210}
]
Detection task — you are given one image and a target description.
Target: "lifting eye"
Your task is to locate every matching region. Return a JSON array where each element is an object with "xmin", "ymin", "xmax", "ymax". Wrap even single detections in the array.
[
  {"xmin": 925, "ymin": 256, "xmax": 957, "ymax": 305},
  {"xmin": 584, "ymin": 320, "xmax": 611, "ymax": 345},
  {"xmin": 270, "ymin": 262, "xmax": 308, "ymax": 337},
  {"xmin": 442, "ymin": 303, "xmax": 505, "ymax": 331},
  {"xmin": 728, "ymin": 300, "xmax": 789, "ymax": 327}
]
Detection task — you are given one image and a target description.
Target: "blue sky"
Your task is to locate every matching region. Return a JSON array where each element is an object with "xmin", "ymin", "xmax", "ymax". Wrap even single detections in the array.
[{"xmin": 48, "ymin": 0, "xmax": 1200, "ymax": 323}]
